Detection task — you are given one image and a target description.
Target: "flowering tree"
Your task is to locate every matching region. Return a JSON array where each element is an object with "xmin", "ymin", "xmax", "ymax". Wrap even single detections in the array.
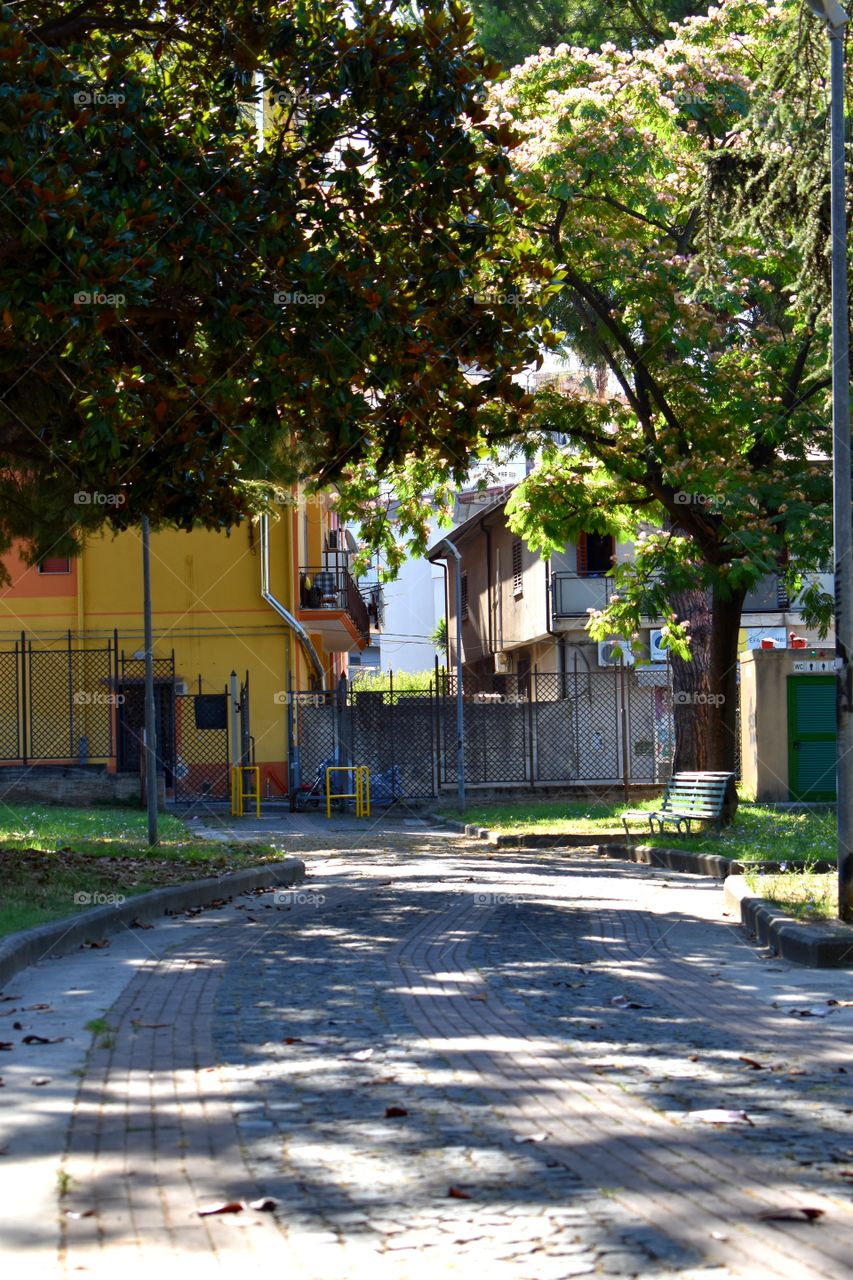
[
  {"xmin": 496, "ymin": 0, "xmax": 834, "ymax": 772},
  {"xmin": 470, "ymin": 0, "xmax": 706, "ymax": 67}
]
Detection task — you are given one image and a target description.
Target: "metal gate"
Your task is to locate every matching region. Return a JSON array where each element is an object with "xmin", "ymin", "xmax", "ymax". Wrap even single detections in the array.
[
  {"xmin": 288, "ymin": 683, "xmax": 437, "ymax": 804},
  {"xmin": 116, "ymin": 653, "xmax": 176, "ymax": 784},
  {"xmin": 173, "ymin": 680, "xmax": 230, "ymax": 804}
]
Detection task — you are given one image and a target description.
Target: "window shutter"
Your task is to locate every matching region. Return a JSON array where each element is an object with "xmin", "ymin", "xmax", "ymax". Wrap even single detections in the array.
[
  {"xmin": 576, "ymin": 533, "xmax": 588, "ymax": 577},
  {"xmin": 512, "ymin": 540, "xmax": 523, "ymax": 596}
]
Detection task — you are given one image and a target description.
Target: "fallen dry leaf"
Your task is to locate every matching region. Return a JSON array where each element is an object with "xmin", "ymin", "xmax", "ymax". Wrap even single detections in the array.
[
  {"xmin": 447, "ymin": 1187, "xmax": 471, "ymax": 1200},
  {"xmin": 248, "ymin": 1197, "xmax": 278, "ymax": 1212},
  {"xmin": 31, "ymin": 1078, "xmax": 51, "ymax": 1086},
  {"xmin": 0, "ymin": 996, "xmax": 21, "ymax": 1003},
  {"xmin": 64, "ymin": 1209, "xmax": 96, "ymax": 1219},
  {"xmin": 0, "ymin": 1043, "xmax": 13, "ymax": 1052},
  {"xmin": 739, "ymin": 1057, "xmax": 766, "ymax": 1071},
  {"xmin": 22, "ymin": 1034, "xmax": 65, "ymax": 1045},
  {"xmin": 26, "ymin": 1004, "xmax": 52, "ymax": 1012},
  {"xmin": 131, "ymin": 1022, "xmax": 169, "ymax": 1030},
  {"xmin": 82, "ymin": 939, "xmax": 110, "ymax": 950},
  {"xmin": 611, "ymin": 995, "xmax": 649, "ymax": 1010},
  {"xmin": 197, "ymin": 1201, "xmax": 244, "ymax": 1217},
  {"xmin": 757, "ymin": 1208, "xmax": 824, "ymax": 1223},
  {"xmin": 687, "ymin": 1109, "xmax": 754, "ymax": 1126},
  {"xmin": 512, "ymin": 1133, "xmax": 548, "ymax": 1144},
  {"xmin": 130, "ymin": 919, "xmax": 154, "ymax": 930},
  {"xmin": 385, "ymin": 1106, "xmax": 408, "ymax": 1118}
]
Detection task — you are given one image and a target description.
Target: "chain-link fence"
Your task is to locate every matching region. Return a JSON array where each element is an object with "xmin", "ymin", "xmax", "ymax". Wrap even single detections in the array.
[
  {"xmin": 288, "ymin": 667, "xmax": 675, "ymax": 802},
  {"xmin": 174, "ymin": 686, "xmax": 229, "ymax": 803},
  {"xmin": 289, "ymin": 687, "xmax": 436, "ymax": 804},
  {"xmin": 0, "ymin": 634, "xmax": 117, "ymax": 763}
]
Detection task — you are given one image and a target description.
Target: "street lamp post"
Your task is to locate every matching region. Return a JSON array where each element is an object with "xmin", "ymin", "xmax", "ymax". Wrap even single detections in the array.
[
  {"xmin": 806, "ymin": 0, "xmax": 852, "ymax": 920},
  {"xmin": 142, "ymin": 516, "xmax": 159, "ymax": 847}
]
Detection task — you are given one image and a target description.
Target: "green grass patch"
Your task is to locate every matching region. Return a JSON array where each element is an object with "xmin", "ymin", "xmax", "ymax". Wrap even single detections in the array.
[
  {"xmin": 0, "ymin": 803, "xmax": 193, "ymax": 855},
  {"xmin": 0, "ymin": 802, "xmax": 279, "ymax": 939},
  {"xmin": 439, "ymin": 798, "xmax": 836, "ymax": 865},
  {"xmin": 745, "ymin": 869, "xmax": 838, "ymax": 921}
]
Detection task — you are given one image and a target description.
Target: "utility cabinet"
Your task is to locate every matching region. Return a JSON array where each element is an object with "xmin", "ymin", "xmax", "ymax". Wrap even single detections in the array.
[{"xmin": 739, "ymin": 649, "xmax": 837, "ymax": 802}]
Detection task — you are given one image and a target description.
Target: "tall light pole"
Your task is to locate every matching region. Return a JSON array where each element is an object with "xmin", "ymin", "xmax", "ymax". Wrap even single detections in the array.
[
  {"xmin": 142, "ymin": 516, "xmax": 159, "ymax": 846},
  {"xmin": 806, "ymin": 0, "xmax": 851, "ymax": 920}
]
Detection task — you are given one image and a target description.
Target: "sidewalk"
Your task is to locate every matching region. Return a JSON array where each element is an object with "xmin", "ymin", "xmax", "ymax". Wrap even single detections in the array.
[{"xmin": 1, "ymin": 830, "xmax": 852, "ymax": 1278}]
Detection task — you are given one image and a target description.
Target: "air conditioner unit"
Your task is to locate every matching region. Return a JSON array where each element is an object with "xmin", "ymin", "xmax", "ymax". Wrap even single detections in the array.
[
  {"xmin": 494, "ymin": 652, "xmax": 512, "ymax": 673},
  {"xmin": 598, "ymin": 639, "xmax": 634, "ymax": 667},
  {"xmin": 649, "ymin": 629, "xmax": 670, "ymax": 664}
]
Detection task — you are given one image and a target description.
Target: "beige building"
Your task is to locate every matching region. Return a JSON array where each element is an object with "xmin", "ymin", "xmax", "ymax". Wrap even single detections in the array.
[{"xmin": 428, "ymin": 492, "xmax": 833, "ymax": 689}]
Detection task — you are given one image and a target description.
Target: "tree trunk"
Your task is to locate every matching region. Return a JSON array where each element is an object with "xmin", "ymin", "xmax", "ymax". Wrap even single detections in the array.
[
  {"xmin": 670, "ymin": 587, "xmax": 713, "ymax": 774},
  {"xmin": 670, "ymin": 584, "xmax": 746, "ymax": 781}
]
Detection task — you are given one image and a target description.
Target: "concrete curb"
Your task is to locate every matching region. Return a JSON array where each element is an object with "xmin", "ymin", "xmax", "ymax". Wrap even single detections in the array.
[
  {"xmin": 0, "ymin": 858, "xmax": 305, "ymax": 989},
  {"xmin": 441, "ymin": 821, "xmax": 834, "ymax": 880},
  {"xmin": 723, "ymin": 875, "xmax": 853, "ymax": 968}
]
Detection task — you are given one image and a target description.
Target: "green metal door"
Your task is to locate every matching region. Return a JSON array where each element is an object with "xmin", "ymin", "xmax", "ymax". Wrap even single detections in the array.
[{"xmin": 787, "ymin": 675, "xmax": 837, "ymax": 801}]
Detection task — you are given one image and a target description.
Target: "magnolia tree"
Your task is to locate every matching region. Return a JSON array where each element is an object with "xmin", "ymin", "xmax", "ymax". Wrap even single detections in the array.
[
  {"xmin": 483, "ymin": 0, "xmax": 836, "ymax": 772},
  {"xmin": 0, "ymin": 1, "xmax": 551, "ymax": 570}
]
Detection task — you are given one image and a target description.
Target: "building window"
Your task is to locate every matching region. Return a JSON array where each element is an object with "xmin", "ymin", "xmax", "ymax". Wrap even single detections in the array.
[
  {"xmin": 38, "ymin": 557, "xmax": 71, "ymax": 575},
  {"xmin": 576, "ymin": 532, "xmax": 614, "ymax": 578},
  {"xmin": 460, "ymin": 570, "xmax": 469, "ymax": 621},
  {"xmin": 512, "ymin": 540, "xmax": 523, "ymax": 597}
]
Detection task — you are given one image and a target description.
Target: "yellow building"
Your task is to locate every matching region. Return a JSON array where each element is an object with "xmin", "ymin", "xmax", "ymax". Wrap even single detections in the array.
[{"xmin": 0, "ymin": 497, "xmax": 371, "ymax": 804}]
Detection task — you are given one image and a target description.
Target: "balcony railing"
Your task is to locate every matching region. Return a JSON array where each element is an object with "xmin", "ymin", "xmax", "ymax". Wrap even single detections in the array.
[
  {"xmin": 552, "ymin": 570, "xmax": 833, "ymax": 619},
  {"xmin": 551, "ymin": 573, "xmax": 614, "ymax": 618},
  {"xmin": 299, "ymin": 565, "xmax": 371, "ymax": 645}
]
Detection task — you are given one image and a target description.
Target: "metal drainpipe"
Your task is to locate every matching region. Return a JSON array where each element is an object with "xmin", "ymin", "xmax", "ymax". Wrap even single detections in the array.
[
  {"xmin": 480, "ymin": 517, "xmax": 493, "ymax": 656},
  {"xmin": 260, "ymin": 513, "xmax": 325, "ymax": 690}
]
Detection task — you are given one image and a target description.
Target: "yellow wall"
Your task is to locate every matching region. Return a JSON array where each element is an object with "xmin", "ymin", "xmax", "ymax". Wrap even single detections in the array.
[{"xmin": 0, "ymin": 501, "xmax": 348, "ymax": 789}]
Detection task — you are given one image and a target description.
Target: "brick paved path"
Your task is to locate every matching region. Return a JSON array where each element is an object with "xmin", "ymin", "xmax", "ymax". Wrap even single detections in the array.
[{"xmin": 45, "ymin": 837, "xmax": 853, "ymax": 1278}]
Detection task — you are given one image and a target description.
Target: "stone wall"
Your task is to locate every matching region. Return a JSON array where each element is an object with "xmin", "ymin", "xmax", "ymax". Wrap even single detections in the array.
[{"xmin": 0, "ymin": 766, "xmax": 166, "ymax": 810}]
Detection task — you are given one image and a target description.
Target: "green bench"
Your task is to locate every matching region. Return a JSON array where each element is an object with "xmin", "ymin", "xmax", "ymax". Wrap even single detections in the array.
[{"xmin": 622, "ymin": 771, "xmax": 736, "ymax": 838}]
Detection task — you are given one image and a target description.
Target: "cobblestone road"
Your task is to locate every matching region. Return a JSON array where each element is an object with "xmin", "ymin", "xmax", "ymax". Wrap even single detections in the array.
[{"xmin": 8, "ymin": 831, "xmax": 853, "ymax": 1279}]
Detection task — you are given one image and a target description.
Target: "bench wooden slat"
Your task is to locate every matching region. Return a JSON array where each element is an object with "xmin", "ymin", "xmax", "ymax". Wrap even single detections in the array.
[{"xmin": 621, "ymin": 770, "xmax": 735, "ymax": 838}]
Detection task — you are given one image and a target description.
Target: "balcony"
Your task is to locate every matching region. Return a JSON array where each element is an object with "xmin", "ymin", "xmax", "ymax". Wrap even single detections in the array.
[
  {"xmin": 551, "ymin": 573, "xmax": 614, "ymax": 618},
  {"xmin": 552, "ymin": 570, "xmax": 834, "ymax": 620},
  {"xmin": 298, "ymin": 565, "xmax": 371, "ymax": 649}
]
